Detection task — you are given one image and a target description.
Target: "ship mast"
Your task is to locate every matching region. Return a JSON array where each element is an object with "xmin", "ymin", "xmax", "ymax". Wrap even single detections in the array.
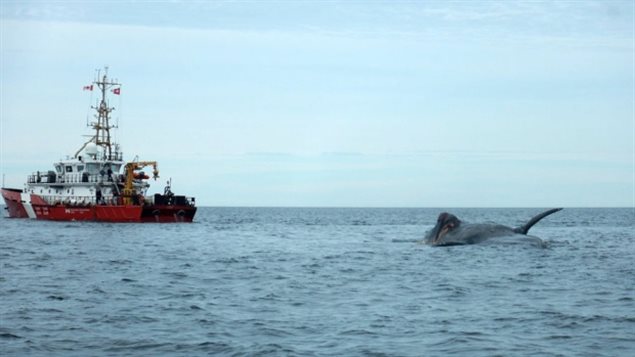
[{"xmin": 75, "ymin": 67, "xmax": 120, "ymax": 160}]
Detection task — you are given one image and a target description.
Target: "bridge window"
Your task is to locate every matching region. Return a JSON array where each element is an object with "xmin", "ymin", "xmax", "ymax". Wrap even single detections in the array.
[
  {"xmin": 65, "ymin": 166, "xmax": 73, "ymax": 173},
  {"xmin": 86, "ymin": 163, "xmax": 99, "ymax": 174}
]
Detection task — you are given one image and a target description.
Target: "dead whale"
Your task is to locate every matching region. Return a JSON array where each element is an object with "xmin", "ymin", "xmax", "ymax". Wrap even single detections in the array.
[{"xmin": 423, "ymin": 208, "xmax": 563, "ymax": 246}]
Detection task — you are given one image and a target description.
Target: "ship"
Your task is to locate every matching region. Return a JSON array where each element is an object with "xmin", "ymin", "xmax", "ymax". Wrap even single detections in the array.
[{"xmin": 1, "ymin": 68, "xmax": 197, "ymax": 222}]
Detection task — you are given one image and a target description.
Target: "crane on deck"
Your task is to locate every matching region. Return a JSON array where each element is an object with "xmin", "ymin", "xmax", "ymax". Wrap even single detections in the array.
[{"xmin": 122, "ymin": 161, "xmax": 159, "ymax": 205}]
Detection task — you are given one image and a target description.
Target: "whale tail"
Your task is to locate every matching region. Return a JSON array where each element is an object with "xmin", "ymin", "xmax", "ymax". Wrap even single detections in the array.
[{"xmin": 514, "ymin": 208, "xmax": 563, "ymax": 235}]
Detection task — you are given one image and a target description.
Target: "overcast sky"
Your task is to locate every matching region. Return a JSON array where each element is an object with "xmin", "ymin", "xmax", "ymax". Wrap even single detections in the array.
[{"xmin": 1, "ymin": 1, "xmax": 633, "ymax": 207}]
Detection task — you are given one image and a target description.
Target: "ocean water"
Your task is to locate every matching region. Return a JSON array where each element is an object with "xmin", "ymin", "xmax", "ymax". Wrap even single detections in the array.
[{"xmin": 1, "ymin": 207, "xmax": 633, "ymax": 356}]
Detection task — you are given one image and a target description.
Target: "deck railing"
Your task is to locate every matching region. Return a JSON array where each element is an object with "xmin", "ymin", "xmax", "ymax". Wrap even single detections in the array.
[{"xmin": 28, "ymin": 173, "xmax": 124, "ymax": 184}]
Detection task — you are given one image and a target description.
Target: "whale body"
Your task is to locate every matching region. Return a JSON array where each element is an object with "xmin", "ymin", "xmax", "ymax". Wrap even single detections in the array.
[{"xmin": 423, "ymin": 208, "xmax": 562, "ymax": 246}]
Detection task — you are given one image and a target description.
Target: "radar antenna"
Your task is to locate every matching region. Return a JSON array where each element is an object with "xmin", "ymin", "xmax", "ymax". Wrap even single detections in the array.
[{"xmin": 75, "ymin": 67, "xmax": 122, "ymax": 160}]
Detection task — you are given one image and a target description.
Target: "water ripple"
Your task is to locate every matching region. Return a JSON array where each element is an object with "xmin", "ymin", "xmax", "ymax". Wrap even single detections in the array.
[{"xmin": 1, "ymin": 208, "xmax": 633, "ymax": 356}]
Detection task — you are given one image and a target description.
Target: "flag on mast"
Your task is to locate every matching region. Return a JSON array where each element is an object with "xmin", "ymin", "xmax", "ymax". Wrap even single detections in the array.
[
  {"xmin": 83, "ymin": 85, "xmax": 93, "ymax": 91},
  {"xmin": 112, "ymin": 87, "xmax": 121, "ymax": 95}
]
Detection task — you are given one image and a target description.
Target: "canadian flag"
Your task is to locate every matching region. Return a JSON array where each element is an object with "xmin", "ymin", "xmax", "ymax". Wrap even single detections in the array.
[
  {"xmin": 112, "ymin": 87, "xmax": 121, "ymax": 95},
  {"xmin": 83, "ymin": 85, "xmax": 93, "ymax": 91}
]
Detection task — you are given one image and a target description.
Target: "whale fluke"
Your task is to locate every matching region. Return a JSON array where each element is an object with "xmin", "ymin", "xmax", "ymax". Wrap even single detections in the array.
[{"xmin": 513, "ymin": 208, "xmax": 562, "ymax": 235}]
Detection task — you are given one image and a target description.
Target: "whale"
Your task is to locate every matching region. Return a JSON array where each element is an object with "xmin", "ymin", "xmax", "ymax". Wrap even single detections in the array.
[{"xmin": 423, "ymin": 208, "xmax": 562, "ymax": 246}]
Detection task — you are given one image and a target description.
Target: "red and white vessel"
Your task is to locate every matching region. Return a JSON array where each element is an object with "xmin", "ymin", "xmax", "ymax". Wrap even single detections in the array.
[{"xmin": 1, "ymin": 68, "xmax": 197, "ymax": 222}]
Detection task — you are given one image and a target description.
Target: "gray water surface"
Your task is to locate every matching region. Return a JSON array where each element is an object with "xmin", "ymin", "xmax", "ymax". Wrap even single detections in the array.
[{"xmin": 1, "ymin": 208, "xmax": 634, "ymax": 356}]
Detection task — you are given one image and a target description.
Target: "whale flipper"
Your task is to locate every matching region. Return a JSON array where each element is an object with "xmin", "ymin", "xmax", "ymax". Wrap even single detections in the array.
[{"xmin": 513, "ymin": 208, "xmax": 562, "ymax": 235}]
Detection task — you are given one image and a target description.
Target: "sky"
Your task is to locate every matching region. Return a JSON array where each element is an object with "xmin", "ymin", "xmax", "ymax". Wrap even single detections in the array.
[{"xmin": 1, "ymin": 0, "xmax": 633, "ymax": 207}]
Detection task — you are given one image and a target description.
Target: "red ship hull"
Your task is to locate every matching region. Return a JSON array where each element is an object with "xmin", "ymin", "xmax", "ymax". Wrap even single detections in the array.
[
  {"xmin": 2, "ymin": 188, "xmax": 29, "ymax": 218},
  {"xmin": 2, "ymin": 188, "xmax": 196, "ymax": 223}
]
